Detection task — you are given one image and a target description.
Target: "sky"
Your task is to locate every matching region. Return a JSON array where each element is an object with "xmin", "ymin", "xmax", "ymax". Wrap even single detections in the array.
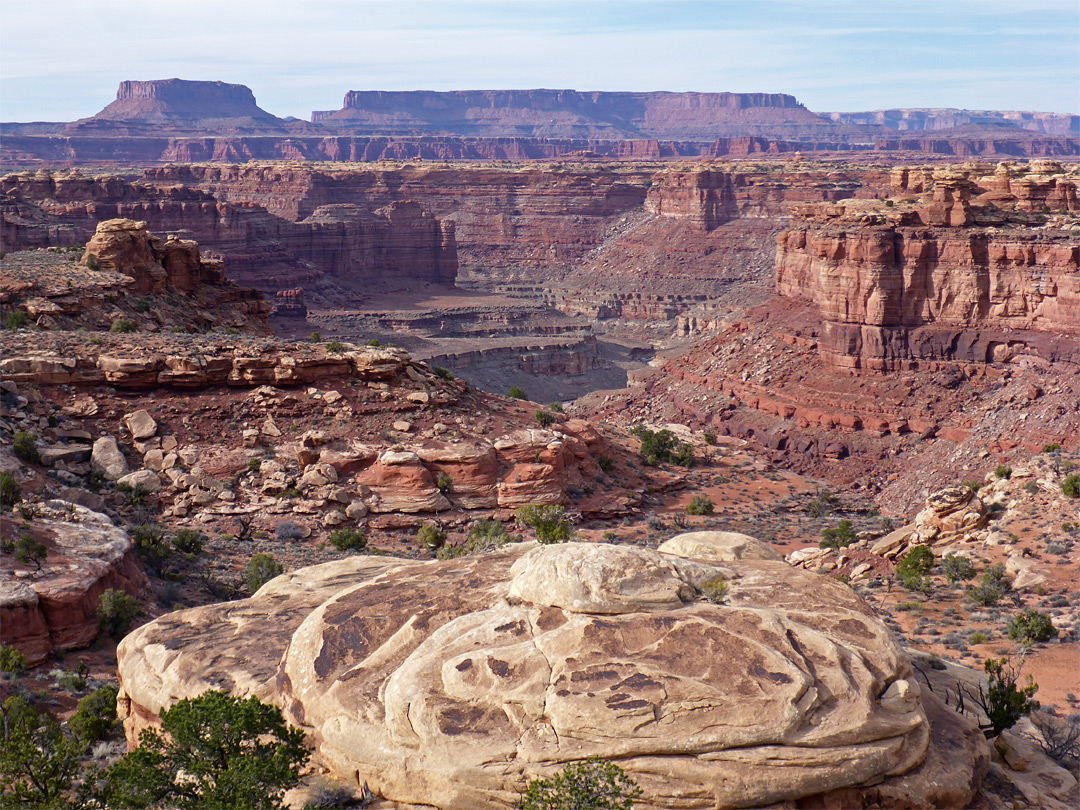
[{"xmin": 1, "ymin": 0, "xmax": 1077, "ymax": 122}]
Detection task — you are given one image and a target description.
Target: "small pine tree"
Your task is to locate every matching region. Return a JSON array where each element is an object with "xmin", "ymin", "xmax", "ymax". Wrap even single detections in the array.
[{"xmin": 520, "ymin": 758, "xmax": 641, "ymax": 810}]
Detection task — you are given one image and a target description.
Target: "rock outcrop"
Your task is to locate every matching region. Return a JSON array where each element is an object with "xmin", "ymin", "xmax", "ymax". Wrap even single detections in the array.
[
  {"xmin": 1, "ymin": 502, "xmax": 146, "ymax": 665},
  {"xmin": 117, "ymin": 541, "xmax": 988, "ymax": 810}
]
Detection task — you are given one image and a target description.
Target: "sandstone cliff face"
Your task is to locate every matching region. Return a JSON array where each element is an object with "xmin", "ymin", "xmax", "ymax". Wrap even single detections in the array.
[
  {"xmin": 116, "ymin": 541, "xmax": 988, "ymax": 809},
  {"xmin": 775, "ymin": 184, "xmax": 1080, "ymax": 369}
]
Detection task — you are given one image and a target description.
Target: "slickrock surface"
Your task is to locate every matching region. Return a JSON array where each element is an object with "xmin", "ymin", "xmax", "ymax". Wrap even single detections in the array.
[
  {"xmin": 116, "ymin": 541, "xmax": 989, "ymax": 810},
  {"xmin": 0, "ymin": 502, "xmax": 146, "ymax": 665}
]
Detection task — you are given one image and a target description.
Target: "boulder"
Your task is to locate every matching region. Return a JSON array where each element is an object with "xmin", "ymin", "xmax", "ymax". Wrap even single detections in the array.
[
  {"xmin": 116, "ymin": 469, "xmax": 162, "ymax": 493},
  {"xmin": 911, "ymin": 485, "xmax": 988, "ymax": 548},
  {"xmin": 91, "ymin": 436, "xmax": 129, "ymax": 480},
  {"xmin": 659, "ymin": 531, "xmax": 782, "ymax": 562},
  {"xmin": 123, "ymin": 409, "xmax": 158, "ymax": 441},
  {"xmin": 116, "ymin": 543, "xmax": 985, "ymax": 810}
]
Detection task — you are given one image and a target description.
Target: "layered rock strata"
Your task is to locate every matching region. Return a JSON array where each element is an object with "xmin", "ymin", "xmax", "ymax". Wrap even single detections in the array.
[{"xmin": 116, "ymin": 540, "xmax": 988, "ymax": 809}]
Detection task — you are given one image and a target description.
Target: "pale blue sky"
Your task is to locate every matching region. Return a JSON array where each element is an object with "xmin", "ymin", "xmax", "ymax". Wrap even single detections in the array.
[{"xmin": 1, "ymin": 0, "xmax": 1077, "ymax": 121}]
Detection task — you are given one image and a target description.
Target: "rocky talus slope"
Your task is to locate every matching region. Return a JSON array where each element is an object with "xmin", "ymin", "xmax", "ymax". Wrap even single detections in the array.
[{"xmin": 116, "ymin": 538, "xmax": 989, "ymax": 810}]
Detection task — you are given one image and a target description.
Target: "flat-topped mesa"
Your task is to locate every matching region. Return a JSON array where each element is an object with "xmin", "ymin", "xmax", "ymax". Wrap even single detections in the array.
[
  {"xmin": 68, "ymin": 79, "xmax": 290, "ymax": 134},
  {"xmin": 315, "ymin": 89, "xmax": 839, "ymax": 140},
  {"xmin": 775, "ymin": 163, "xmax": 1080, "ymax": 370}
]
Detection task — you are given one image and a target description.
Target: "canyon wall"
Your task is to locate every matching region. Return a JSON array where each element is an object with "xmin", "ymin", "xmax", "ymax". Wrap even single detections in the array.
[{"xmin": 774, "ymin": 164, "xmax": 1080, "ymax": 370}]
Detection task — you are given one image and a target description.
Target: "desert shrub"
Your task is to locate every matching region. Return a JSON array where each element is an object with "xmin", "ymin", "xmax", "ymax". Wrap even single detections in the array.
[
  {"xmin": 303, "ymin": 777, "xmax": 357, "ymax": 809},
  {"xmin": 1062, "ymin": 474, "xmax": 1080, "ymax": 499},
  {"xmin": 0, "ymin": 644, "xmax": 27, "ymax": 676},
  {"xmin": 435, "ymin": 544, "xmax": 468, "ymax": 560},
  {"xmin": 465, "ymin": 519, "xmax": 512, "ymax": 554},
  {"xmin": 1024, "ymin": 481, "xmax": 1039, "ymax": 495},
  {"xmin": 417, "ymin": 523, "xmax": 446, "ymax": 554},
  {"xmin": 896, "ymin": 546, "xmax": 935, "ymax": 592},
  {"xmin": 4, "ymin": 311, "xmax": 29, "ymax": 330},
  {"xmin": 508, "ymin": 386, "xmax": 529, "ymax": 400},
  {"xmin": 325, "ymin": 340, "xmax": 345, "ymax": 354},
  {"xmin": 520, "ymin": 757, "xmax": 640, "ymax": 810},
  {"xmin": 328, "ymin": 528, "xmax": 367, "ymax": 552},
  {"xmin": 807, "ymin": 491, "xmax": 837, "ymax": 517},
  {"xmin": 96, "ymin": 690, "xmax": 308, "ymax": 810},
  {"xmin": 14, "ymin": 532, "xmax": 47, "ymax": 570},
  {"xmin": 70, "ymin": 684, "xmax": 119, "ymax": 746},
  {"xmin": 132, "ymin": 299, "xmax": 151, "ymax": 313},
  {"xmin": 0, "ymin": 695, "xmax": 82, "ymax": 807},
  {"xmin": 436, "ymin": 472, "xmax": 454, "ymax": 494},
  {"xmin": 967, "ymin": 563, "xmax": 1009, "ymax": 606},
  {"xmin": 309, "ymin": 331, "xmax": 321, "ymax": 342},
  {"xmin": 116, "ymin": 481, "xmax": 149, "ymax": 508},
  {"xmin": 547, "ymin": 402, "xmax": 565, "ymax": 414},
  {"xmin": 171, "ymin": 528, "xmax": 204, "ymax": 556},
  {"xmin": 597, "ymin": 455, "xmax": 615, "ymax": 473},
  {"xmin": 516, "ymin": 505, "xmax": 572, "ymax": 544},
  {"xmin": 970, "ymin": 630, "xmax": 991, "ymax": 644},
  {"xmin": 110, "ymin": 318, "xmax": 136, "ymax": 333},
  {"xmin": 132, "ymin": 523, "xmax": 171, "ymax": 575},
  {"xmin": 247, "ymin": 457, "xmax": 262, "ymax": 473},
  {"xmin": 86, "ymin": 254, "xmax": 101, "ymax": 270},
  {"xmin": 994, "ymin": 465, "xmax": 1012, "ymax": 480},
  {"xmin": 942, "ymin": 554, "xmax": 976, "ymax": 584},
  {"xmin": 274, "ymin": 520, "xmax": 306, "ymax": 542},
  {"xmin": 0, "ymin": 470, "xmax": 21, "ymax": 510},
  {"xmin": 12, "ymin": 431, "xmax": 40, "ymax": 465},
  {"xmin": 535, "ymin": 409, "xmax": 557, "ymax": 428},
  {"xmin": 963, "ymin": 480, "xmax": 983, "ymax": 493},
  {"xmin": 246, "ymin": 553, "xmax": 283, "ymax": 592},
  {"xmin": 686, "ymin": 495, "xmax": 714, "ymax": 516},
  {"xmin": 1031, "ymin": 713, "xmax": 1080, "ymax": 770},
  {"xmin": 819, "ymin": 519, "xmax": 857, "ymax": 549},
  {"xmin": 1042, "ymin": 443, "xmax": 1061, "ymax": 453},
  {"xmin": 1007, "ymin": 609, "xmax": 1057, "ymax": 644},
  {"xmin": 703, "ymin": 431, "xmax": 717, "ymax": 445},
  {"xmin": 631, "ymin": 426, "xmax": 694, "ymax": 467},
  {"xmin": 699, "ymin": 575, "xmax": 729, "ymax": 604},
  {"xmin": 1045, "ymin": 541, "xmax": 1067, "ymax": 555},
  {"xmin": 982, "ymin": 657, "xmax": 1039, "ymax": 734},
  {"xmin": 366, "ymin": 338, "xmax": 380, "ymax": 347},
  {"xmin": 432, "ymin": 366, "xmax": 454, "ymax": 381},
  {"xmin": 97, "ymin": 589, "xmax": 140, "ymax": 638},
  {"xmin": 57, "ymin": 669, "xmax": 89, "ymax": 694}
]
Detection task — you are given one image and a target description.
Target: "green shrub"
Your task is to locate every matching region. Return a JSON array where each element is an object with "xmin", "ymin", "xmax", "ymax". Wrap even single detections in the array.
[
  {"xmin": 631, "ymin": 426, "xmax": 694, "ymax": 467},
  {"xmin": 246, "ymin": 553, "xmax": 283, "ymax": 592},
  {"xmin": 508, "ymin": 386, "xmax": 529, "ymax": 400},
  {"xmin": 967, "ymin": 563, "xmax": 1008, "ymax": 606},
  {"xmin": 328, "ymin": 528, "xmax": 367, "ymax": 552},
  {"xmin": 520, "ymin": 757, "xmax": 640, "ymax": 810},
  {"xmin": 12, "ymin": 431, "xmax": 40, "ymax": 465},
  {"xmin": 963, "ymin": 480, "xmax": 983, "ymax": 493},
  {"xmin": 4, "ymin": 311, "xmax": 29, "ymax": 330},
  {"xmin": 432, "ymin": 366, "xmax": 454, "ymax": 381},
  {"xmin": 896, "ymin": 545, "xmax": 935, "ymax": 592},
  {"xmin": 1042, "ymin": 443, "xmax": 1061, "ymax": 454},
  {"xmin": 132, "ymin": 299, "xmax": 151, "ymax": 313},
  {"xmin": 110, "ymin": 318, "xmax": 136, "ymax": 333},
  {"xmin": 366, "ymin": 338, "xmax": 380, "ymax": 347},
  {"xmin": 699, "ymin": 575, "xmax": 728, "ymax": 604},
  {"xmin": 994, "ymin": 465, "xmax": 1012, "ymax": 480},
  {"xmin": 325, "ymin": 340, "xmax": 345, "ymax": 354},
  {"xmin": 0, "ymin": 695, "xmax": 82, "ymax": 806},
  {"xmin": 464, "ymin": 519, "xmax": 512, "ymax": 554},
  {"xmin": 942, "ymin": 553, "xmax": 976, "ymax": 584},
  {"xmin": 14, "ymin": 532, "xmax": 47, "ymax": 570},
  {"xmin": 1063, "ymin": 474, "xmax": 1080, "ymax": 499},
  {"xmin": 435, "ymin": 543, "xmax": 468, "ymax": 560},
  {"xmin": 86, "ymin": 254, "xmax": 101, "ymax": 270},
  {"xmin": 435, "ymin": 471, "xmax": 453, "ymax": 494},
  {"xmin": 132, "ymin": 523, "xmax": 171, "ymax": 575},
  {"xmin": 70, "ymin": 684, "xmax": 119, "ymax": 745},
  {"xmin": 310, "ymin": 331, "xmax": 321, "ymax": 342},
  {"xmin": 703, "ymin": 431, "xmax": 717, "ymax": 445},
  {"xmin": 686, "ymin": 495, "xmax": 714, "ymax": 516},
  {"xmin": 171, "ymin": 529, "xmax": 204, "ymax": 556},
  {"xmin": 1024, "ymin": 481, "xmax": 1040, "ymax": 495},
  {"xmin": 96, "ymin": 690, "xmax": 308, "ymax": 810},
  {"xmin": 982, "ymin": 657, "xmax": 1039, "ymax": 734},
  {"xmin": 0, "ymin": 643, "xmax": 27, "ymax": 675},
  {"xmin": 516, "ymin": 505, "xmax": 573, "ymax": 544},
  {"xmin": 97, "ymin": 589, "xmax": 140, "ymax": 638},
  {"xmin": 0, "ymin": 470, "xmax": 21, "ymax": 510},
  {"xmin": 1007, "ymin": 609, "xmax": 1057, "ymax": 644},
  {"xmin": 970, "ymin": 630, "xmax": 990, "ymax": 645},
  {"xmin": 417, "ymin": 523, "xmax": 446, "ymax": 554},
  {"xmin": 597, "ymin": 455, "xmax": 615, "ymax": 473},
  {"xmin": 819, "ymin": 519, "xmax": 858, "ymax": 549},
  {"xmin": 535, "ymin": 409, "xmax": 557, "ymax": 428},
  {"xmin": 547, "ymin": 402, "xmax": 565, "ymax": 414},
  {"xmin": 57, "ymin": 669, "xmax": 89, "ymax": 694}
]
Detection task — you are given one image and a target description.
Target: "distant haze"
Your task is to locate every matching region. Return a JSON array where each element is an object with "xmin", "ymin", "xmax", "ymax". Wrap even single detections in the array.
[{"xmin": 1, "ymin": 0, "xmax": 1077, "ymax": 121}]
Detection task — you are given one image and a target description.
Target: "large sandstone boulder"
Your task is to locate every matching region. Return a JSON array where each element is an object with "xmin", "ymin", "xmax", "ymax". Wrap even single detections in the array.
[
  {"xmin": 116, "ymin": 542, "xmax": 986, "ymax": 809},
  {"xmin": 658, "ymin": 530, "xmax": 783, "ymax": 562},
  {"xmin": 911, "ymin": 485, "xmax": 988, "ymax": 547},
  {"xmin": 84, "ymin": 219, "xmax": 167, "ymax": 294},
  {"xmin": 91, "ymin": 436, "xmax": 130, "ymax": 480}
]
